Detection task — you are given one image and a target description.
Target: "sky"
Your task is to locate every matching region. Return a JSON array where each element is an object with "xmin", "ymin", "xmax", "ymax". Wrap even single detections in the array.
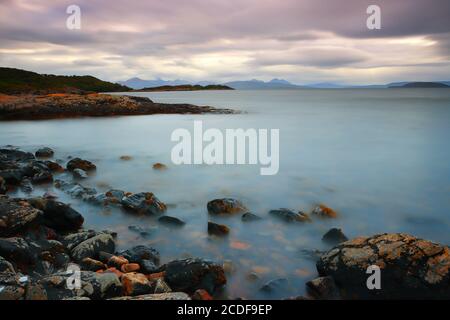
[{"xmin": 0, "ymin": 0, "xmax": 449, "ymax": 84}]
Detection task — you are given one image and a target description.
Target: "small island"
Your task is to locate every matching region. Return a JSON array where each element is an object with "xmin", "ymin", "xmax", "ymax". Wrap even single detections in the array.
[{"xmin": 389, "ymin": 82, "xmax": 450, "ymax": 88}]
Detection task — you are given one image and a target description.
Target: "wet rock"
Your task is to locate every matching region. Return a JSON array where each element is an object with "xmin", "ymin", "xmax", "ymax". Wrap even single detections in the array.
[
  {"xmin": 54, "ymin": 180, "xmax": 97, "ymax": 200},
  {"xmin": 0, "ymin": 149, "xmax": 35, "ymax": 162},
  {"xmin": 39, "ymin": 270, "xmax": 122, "ymax": 300},
  {"xmin": 73, "ymin": 168, "xmax": 88, "ymax": 179},
  {"xmin": 316, "ymin": 233, "xmax": 450, "ymax": 299},
  {"xmin": 110, "ymin": 292, "xmax": 190, "ymax": 300},
  {"xmin": 322, "ymin": 228, "xmax": 348, "ymax": 245},
  {"xmin": 120, "ymin": 245, "xmax": 160, "ymax": 265},
  {"xmin": 31, "ymin": 170, "xmax": 53, "ymax": 184},
  {"xmin": 0, "ymin": 273, "xmax": 25, "ymax": 300},
  {"xmin": 0, "ymin": 177, "xmax": 6, "ymax": 194},
  {"xmin": 19, "ymin": 178, "xmax": 33, "ymax": 193},
  {"xmin": 0, "ymin": 237, "xmax": 36, "ymax": 266},
  {"xmin": 140, "ymin": 260, "xmax": 158, "ymax": 274},
  {"xmin": 107, "ymin": 256, "xmax": 129, "ymax": 269},
  {"xmin": 192, "ymin": 289, "xmax": 213, "ymax": 300},
  {"xmin": 207, "ymin": 198, "xmax": 247, "ymax": 215},
  {"xmin": 90, "ymin": 189, "xmax": 125, "ymax": 206},
  {"xmin": 306, "ymin": 276, "xmax": 340, "ymax": 300},
  {"xmin": 208, "ymin": 221, "xmax": 230, "ymax": 236},
  {"xmin": 158, "ymin": 215, "xmax": 185, "ymax": 227},
  {"xmin": 121, "ymin": 263, "xmax": 140, "ymax": 273},
  {"xmin": 35, "ymin": 148, "xmax": 54, "ymax": 158},
  {"xmin": 28, "ymin": 198, "xmax": 84, "ymax": 232},
  {"xmin": 312, "ymin": 205, "xmax": 337, "ymax": 219},
  {"xmin": 163, "ymin": 258, "xmax": 226, "ymax": 294},
  {"xmin": 61, "ymin": 230, "xmax": 98, "ymax": 251},
  {"xmin": 121, "ymin": 192, "xmax": 167, "ymax": 215},
  {"xmin": 150, "ymin": 278, "xmax": 172, "ymax": 294},
  {"xmin": 269, "ymin": 208, "xmax": 311, "ymax": 222},
  {"xmin": 0, "ymin": 256, "xmax": 15, "ymax": 273},
  {"xmin": 25, "ymin": 282, "xmax": 48, "ymax": 300},
  {"xmin": 66, "ymin": 158, "xmax": 96, "ymax": 172},
  {"xmin": 44, "ymin": 161, "xmax": 64, "ymax": 173},
  {"xmin": 71, "ymin": 233, "xmax": 115, "ymax": 262},
  {"xmin": 241, "ymin": 212, "xmax": 262, "ymax": 222},
  {"xmin": 0, "ymin": 197, "xmax": 42, "ymax": 237},
  {"xmin": 260, "ymin": 278, "xmax": 288, "ymax": 293},
  {"xmin": 128, "ymin": 225, "xmax": 157, "ymax": 237},
  {"xmin": 121, "ymin": 272, "xmax": 152, "ymax": 296},
  {"xmin": 43, "ymin": 191, "xmax": 58, "ymax": 199},
  {"xmin": 152, "ymin": 163, "xmax": 167, "ymax": 170},
  {"xmin": 120, "ymin": 155, "xmax": 132, "ymax": 161},
  {"xmin": 81, "ymin": 258, "xmax": 106, "ymax": 272}
]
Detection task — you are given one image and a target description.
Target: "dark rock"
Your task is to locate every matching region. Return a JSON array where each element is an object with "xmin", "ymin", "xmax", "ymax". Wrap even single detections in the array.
[
  {"xmin": 0, "ymin": 149, "xmax": 35, "ymax": 162},
  {"xmin": 70, "ymin": 233, "xmax": 115, "ymax": 262},
  {"xmin": 128, "ymin": 225, "xmax": 157, "ymax": 237},
  {"xmin": 0, "ymin": 256, "xmax": 15, "ymax": 273},
  {"xmin": 19, "ymin": 178, "xmax": 33, "ymax": 193},
  {"xmin": 269, "ymin": 208, "xmax": 311, "ymax": 222},
  {"xmin": 0, "ymin": 237, "xmax": 36, "ymax": 266},
  {"xmin": 322, "ymin": 228, "xmax": 348, "ymax": 245},
  {"xmin": 306, "ymin": 276, "xmax": 341, "ymax": 300},
  {"xmin": 28, "ymin": 198, "xmax": 84, "ymax": 232},
  {"xmin": 44, "ymin": 160, "xmax": 64, "ymax": 173},
  {"xmin": 35, "ymin": 147, "xmax": 54, "ymax": 158},
  {"xmin": 121, "ymin": 192, "xmax": 166, "ymax": 215},
  {"xmin": 31, "ymin": 170, "xmax": 53, "ymax": 184},
  {"xmin": 120, "ymin": 245, "xmax": 160, "ymax": 265},
  {"xmin": 208, "ymin": 221, "xmax": 230, "ymax": 236},
  {"xmin": 152, "ymin": 163, "xmax": 167, "ymax": 170},
  {"xmin": 207, "ymin": 198, "xmax": 247, "ymax": 215},
  {"xmin": 260, "ymin": 278, "xmax": 288, "ymax": 293},
  {"xmin": 107, "ymin": 255, "xmax": 129, "ymax": 269},
  {"xmin": 0, "ymin": 273, "xmax": 25, "ymax": 300},
  {"xmin": 54, "ymin": 179, "xmax": 97, "ymax": 199},
  {"xmin": 316, "ymin": 233, "xmax": 450, "ymax": 299},
  {"xmin": 73, "ymin": 168, "xmax": 88, "ymax": 179},
  {"xmin": 140, "ymin": 260, "xmax": 158, "ymax": 274},
  {"xmin": 241, "ymin": 212, "xmax": 262, "ymax": 222},
  {"xmin": 0, "ymin": 196, "xmax": 42, "ymax": 237},
  {"xmin": 163, "ymin": 258, "xmax": 226, "ymax": 294},
  {"xmin": 61, "ymin": 230, "xmax": 98, "ymax": 251},
  {"xmin": 25, "ymin": 282, "xmax": 48, "ymax": 300},
  {"xmin": 311, "ymin": 205, "xmax": 337, "ymax": 218},
  {"xmin": 66, "ymin": 158, "xmax": 96, "ymax": 172},
  {"xmin": 110, "ymin": 292, "xmax": 190, "ymax": 300},
  {"xmin": 192, "ymin": 288, "xmax": 213, "ymax": 300},
  {"xmin": 158, "ymin": 215, "xmax": 185, "ymax": 227},
  {"xmin": 0, "ymin": 177, "xmax": 6, "ymax": 194}
]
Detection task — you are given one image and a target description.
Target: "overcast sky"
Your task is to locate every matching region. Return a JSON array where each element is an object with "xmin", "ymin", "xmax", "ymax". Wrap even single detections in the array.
[{"xmin": 0, "ymin": 0, "xmax": 449, "ymax": 84}]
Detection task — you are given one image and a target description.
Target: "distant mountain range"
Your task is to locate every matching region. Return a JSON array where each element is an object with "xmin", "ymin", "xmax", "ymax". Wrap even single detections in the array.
[{"xmin": 118, "ymin": 77, "xmax": 450, "ymax": 90}]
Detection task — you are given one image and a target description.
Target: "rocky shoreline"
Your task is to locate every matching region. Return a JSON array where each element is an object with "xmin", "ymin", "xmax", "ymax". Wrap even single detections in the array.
[
  {"xmin": 0, "ymin": 93, "xmax": 236, "ymax": 121},
  {"xmin": 1, "ymin": 147, "xmax": 449, "ymax": 300}
]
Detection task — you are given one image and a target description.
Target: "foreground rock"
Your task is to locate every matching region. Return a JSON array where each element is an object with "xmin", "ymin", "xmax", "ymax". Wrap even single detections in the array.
[
  {"xmin": 0, "ymin": 196, "xmax": 42, "ymax": 236},
  {"xmin": 66, "ymin": 158, "xmax": 96, "ymax": 172},
  {"xmin": 207, "ymin": 198, "xmax": 247, "ymax": 215},
  {"xmin": 163, "ymin": 258, "xmax": 226, "ymax": 295},
  {"xmin": 0, "ymin": 94, "xmax": 237, "ymax": 120},
  {"xmin": 317, "ymin": 233, "xmax": 450, "ymax": 299},
  {"xmin": 121, "ymin": 192, "xmax": 167, "ymax": 215}
]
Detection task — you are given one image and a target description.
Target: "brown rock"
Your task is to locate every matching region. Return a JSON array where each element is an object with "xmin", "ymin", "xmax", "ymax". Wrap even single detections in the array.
[
  {"xmin": 208, "ymin": 221, "xmax": 230, "ymax": 236},
  {"xmin": 152, "ymin": 163, "xmax": 167, "ymax": 170},
  {"xmin": 81, "ymin": 257, "xmax": 106, "ymax": 272},
  {"xmin": 207, "ymin": 198, "xmax": 247, "ymax": 215},
  {"xmin": 121, "ymin": 263, "xmax": 140, "ymax": 273},
  {"xmin": 192, "ymin": 289, "xmax": 213, "ymax": 300},
  {"xmin": 311, "ymin": 204, "xmax": 337, "ymax": 218},
  {"xmin": 121, "ymin": 272, "xmax": 151, "ymax": 296},
  {"xmin": 107, "ymin": 255, "xmax": 129, "ymax": 269}
]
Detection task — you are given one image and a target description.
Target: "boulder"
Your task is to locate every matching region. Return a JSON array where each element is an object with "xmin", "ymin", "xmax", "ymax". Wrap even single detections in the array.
[
  {"xmin": 66, "ymin": 158, "xmax": 96, "ymax": 172},
  {"xmin": 70, "ymin": 233, "xmax": 115, "ymax": 262},
  {"xmin": 269, "ymin": 208, "xmax": 311, "ymax": 222},
  {"xmin": 207, "ymin": 198, "xmax": 247, "ymax": 215},
  {"xmin": 0, "ymin": 149, "xmax": 35, "ymax": 162},
  {"xmin": 316, "ymin": 233, "xmax": 450, "ymax": 299},
  {"xmin": 73, "ymin": 168, "xmax": 88, "ymax": 179},
  {"xmin": 35, "ymin": 148, "xmax": 54, "ymax": 158},
  {"xmin": 0, "ymin": 237, "xmax": 36, "ymax": 266},
  {"xmin": 28, "ymin": 198, "xmax": 84, "ymax": 232},
  {"xmin": 120, "ymin": 245, "xmax": 160, "ymax": 265},
  {"xmin": 61, "ymin": 230, "xmax": 98, "ymax": 251},
  {"xmin": 121, "ymin": 192, "xmax": 167, "ymax": 215},
  {"xmin": 121, "ymin": 272, "xmax": 152, "ymax": 296},
  {"xmin": 44, "ymin": 160, "xmax": 64, "ymax": 173},
  {"xmin": 140, "ymin": 260, "xmax": 158, "ymax": 274},
  {"xmin": 81, "ymin": 258, "xmax": 106, "ymax": 272},
  {"xmin": 158, "ymin": 215, "xmax": 185, "ymax": 227},
  {"xmin": 0, "ymin": 197, "xmax": 42, "ymax": 237},
  {"xmin": 241, "ymin": 212, "xmax": 262, "ymax": 222},
  {"xmin": 208, "ymin": 222, "xmax": 230, "ymax": 236},
  {"xmin": 322, "ymin": 228, "xmax": 348, "ymax": 245},
  {"xmin": 163, "ymin": 258, "xmax": 226, "ymax": 294},
  {"xmin": 0, "ymin": 273, "xmax": 25, "ymax": 300}
]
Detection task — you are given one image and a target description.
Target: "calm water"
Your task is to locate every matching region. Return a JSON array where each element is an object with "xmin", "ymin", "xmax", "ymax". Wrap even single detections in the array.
[{"xmin": 1, "ymin": 89, "xmax": 450, "ymax": 299}]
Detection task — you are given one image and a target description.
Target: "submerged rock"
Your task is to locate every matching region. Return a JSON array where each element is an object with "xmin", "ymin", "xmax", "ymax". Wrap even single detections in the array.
[
  {"xmin": 35, "ymin": 148, "xmax": 54, "ymax": 158},
  {"xmin": 316, "ymin": 233, "xmax": 450, "ymax": 299},
  {"xmin": 306, "ymin": 276, "xmax": 340, "ymax": 300},
  {"xmin": 152, "ymin": 163, "xmax": 167, "ymax": 170},
  {"xmin": 163, "ymin": 258, "xmax": 226, "ymax": 294},
  {"xmin": 128, "ymin": 225, "xmax": 157, "ymax": 237},
  {"xmin": 241, "ymin": 212, "xmax": 262, "ymax": 222},
  {"xmin": 311, "ymin": 205, "xmax": 337, "ymax": 219},
  {"xmin": 66, "ymin": 158, "xmax": 96, "ymax": 172},
  {"xmin": 322, "ymin": 228, "xmax": 348, "ymax": 245},
  {"xmin": 72, "ymin": 168, "xmax": 88, "ymax": 179},
  {"xmin": 54, "ymin": 180, "xmax": 97, "ymax": 199},
  {"xmin": 19, "ymin": 178, "xmax": 33, "ymax": 193},
  {"xmin": 208, "ymin": 221, "xmax": 230, "ymax": 236},
  {"xmin": 269, "ymin": 208, "xmax": 310, "ymax": 222},
  {"xmin": 121, "ymin": 192, "xmax": 166, "ymax": 215},
  {"xmin": 207, "ymin": 198, "xmax": 247, "ymax": 215},
  {"xmin": 158, "ymin": 215, "xmax": 185, "ymax": 227}
]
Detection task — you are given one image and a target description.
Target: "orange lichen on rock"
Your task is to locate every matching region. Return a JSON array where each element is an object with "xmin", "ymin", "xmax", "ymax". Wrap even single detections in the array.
[{"xmin": 230, "ymin": 240, "xmax": 251, "ymax": 250}]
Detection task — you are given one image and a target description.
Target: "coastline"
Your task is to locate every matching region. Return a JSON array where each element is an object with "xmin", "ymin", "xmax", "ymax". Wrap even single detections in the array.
[{"xmin": 0, "ymin": 93, "xmax": 237, "ymax": 121}]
